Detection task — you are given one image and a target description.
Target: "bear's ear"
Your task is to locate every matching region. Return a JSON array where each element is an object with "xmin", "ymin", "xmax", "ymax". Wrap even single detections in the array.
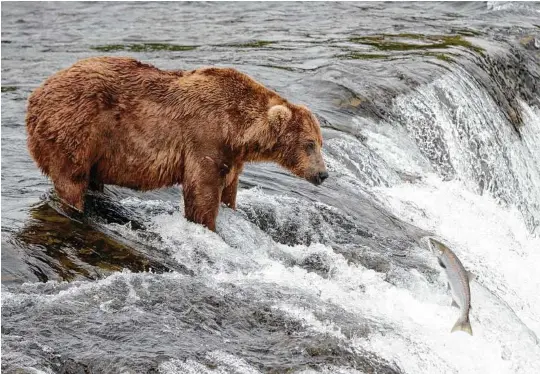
[
  {"xmin": 268, "ymin": 105, "xmax": 292, "ymax": 129},
  {"xmin": 241, "ymin": 105, "xmax": 292, "ymax": 149}
]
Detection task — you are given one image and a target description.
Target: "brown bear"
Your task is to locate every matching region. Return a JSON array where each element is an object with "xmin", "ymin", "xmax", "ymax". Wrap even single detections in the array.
[{"xmin": 26, "ymin": 57, "xmax": 328, "ymax": 231}]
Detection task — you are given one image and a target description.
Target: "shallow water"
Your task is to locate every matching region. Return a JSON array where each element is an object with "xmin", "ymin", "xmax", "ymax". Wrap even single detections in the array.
[{"xmin": 2, "ymin": 1, "xmax": 540, "ymax": 373}]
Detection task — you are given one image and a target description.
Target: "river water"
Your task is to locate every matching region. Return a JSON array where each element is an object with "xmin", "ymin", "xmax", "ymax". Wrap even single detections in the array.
[{"xmin": 2, "ymin": 2, "xmax": 540, "ymax": 373}]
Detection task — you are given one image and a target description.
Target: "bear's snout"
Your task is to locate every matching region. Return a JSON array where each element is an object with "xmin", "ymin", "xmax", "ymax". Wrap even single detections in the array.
[
  {"xmin": 302, "ymin": 146, "xmax": 328, "ymax": 186},
  {"xmin": 311, "ymin": 171, "xmax": 328, "ymax": 186},
  {"xmin": 308, "ymin": 170, "xmax": 329, "ymax": 186},
  {"xmin": 317, "ymin": 171, "xmax": 329, "ymax": 183}
]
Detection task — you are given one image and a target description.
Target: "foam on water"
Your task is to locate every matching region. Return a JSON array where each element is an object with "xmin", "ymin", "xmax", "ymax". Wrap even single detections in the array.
[
  {"xmin": 359, "ymin": 68, "xmax": 540, "ymax": 372},
  {"xmin": 393, "ymin": 68, "xmax": 540, "ymax": 233},
  {"xmin": 159, "ymin": 351, "xmax": 262, "ymax": 374},
  {"xmin": 159, "ymin": 355, "xmax": 366, "ymax": 374},
  {"xmin": 4, "ymin": 174, "xmax": 539, "ymax": 373},
  {"xmin": 118, "ymin": 182, "xmax": 539, "ymax": 373},
  {"xmin": 487, "ymin": 1, "xmax": 540, "ymax": 13},
  {"xmin": 1, "ymin": 270, "xmax": 185, "ymax": 310},
  {"xmin": 375, "ymin": 175, "xmax": 540, "ymax": 332},
  {"xmin": 324, "ymin": 135, "xmax": 401, "ymax": 188},
  {"xmin": 217, "ymin": 246, "xmax": 539, "ymax": 372},
  {"xmin": 372, "ymin": 176, "xmax": 540, "ymax": 372}
]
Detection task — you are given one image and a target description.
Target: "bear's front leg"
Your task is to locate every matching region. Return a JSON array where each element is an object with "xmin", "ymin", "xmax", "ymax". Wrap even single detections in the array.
[{"xmin": 182, "ymin": 166, "xmax": 223, "ymax": 232}]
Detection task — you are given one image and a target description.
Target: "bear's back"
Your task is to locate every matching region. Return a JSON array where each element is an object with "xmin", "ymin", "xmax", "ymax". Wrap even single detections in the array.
[{"xmin": 26, "ymin": 57, "xmax": 286, "ymax": 145}]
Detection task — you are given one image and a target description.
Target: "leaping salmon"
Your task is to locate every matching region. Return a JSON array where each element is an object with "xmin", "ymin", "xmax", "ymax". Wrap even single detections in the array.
[{"xmin": 427, "ymin": 237, "xmax": 475, "ymax": 335}]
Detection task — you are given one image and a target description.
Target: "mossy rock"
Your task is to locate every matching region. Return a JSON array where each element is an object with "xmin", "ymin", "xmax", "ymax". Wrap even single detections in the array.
[
  {"xmin": 1, "ymin": 86, "xmax": 17, "ymax": 93},
  {"xmin": 427, "ymin": 53, "xmax": 455, "ymax": 63},
  {"xmin": 225, "ymin": 40, "xmax": 275, "ymax": 48},
  {"xmin": 341, "ymin": 53, "xmax": 388, "ymax": 60},
  {"xmin": 91, "ymin": 43, "xmax": 198, "ymax": 53},
  {"xmin": 334, "ymin": 96, "xmax": 363, "ymax": 109},
  {"xmin": 451, "ymin": 28, "xmax": 483, "ymax": 37},
  {"xmin": 341, "ymin": 50, "xmax": 454, "ymax": 64},
  {"xmin": 349, "ymin": 33, "xmax": 484, "ymax": 55},
  {"xmin": 14, "ymin": 201, "xmax": 170, "ymax": 282}
]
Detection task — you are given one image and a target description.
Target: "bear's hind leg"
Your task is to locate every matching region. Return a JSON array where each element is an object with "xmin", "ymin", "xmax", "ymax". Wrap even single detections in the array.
[
  {"xmin": 53, "ymin": 177, "xmax": 88, "ymax": 212},
  {"xmin": 50, "ymin": 162, "xmax": 90, "ymax": 212}
]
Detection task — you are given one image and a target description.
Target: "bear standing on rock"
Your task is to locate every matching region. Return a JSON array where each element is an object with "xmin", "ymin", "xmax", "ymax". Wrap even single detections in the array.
[{"xmin": 26, "ymin": 57, "xmax": 328, "ymax": 231}]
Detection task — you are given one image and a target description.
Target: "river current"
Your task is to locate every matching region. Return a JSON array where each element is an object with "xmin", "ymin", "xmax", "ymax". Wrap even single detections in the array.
[{"xmin": 2, "ymin": 2, "xmax": 540, "ymax": 373}]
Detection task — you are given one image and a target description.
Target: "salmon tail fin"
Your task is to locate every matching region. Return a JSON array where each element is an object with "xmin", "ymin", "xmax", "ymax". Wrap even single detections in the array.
[{"xmin": 451, "ymin": 317, "xmax": 473, "ymax": 335}]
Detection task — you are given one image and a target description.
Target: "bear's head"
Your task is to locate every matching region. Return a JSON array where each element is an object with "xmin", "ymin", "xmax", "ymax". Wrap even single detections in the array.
[{"xmin": 245, "ymin": 102, "xmax": 328, "ymax": 185}]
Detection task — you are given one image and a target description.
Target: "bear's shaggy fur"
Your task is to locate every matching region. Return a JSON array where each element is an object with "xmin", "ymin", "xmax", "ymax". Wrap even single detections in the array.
[{"xmin": 26, "ymin": 57, "xmax": 328, "ymax": 231}]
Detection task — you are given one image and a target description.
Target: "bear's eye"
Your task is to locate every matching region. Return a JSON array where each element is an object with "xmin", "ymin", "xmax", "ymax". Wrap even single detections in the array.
[{"xmin": 305, "ymin": 141, "xmax": 316, "ymax": 152}]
